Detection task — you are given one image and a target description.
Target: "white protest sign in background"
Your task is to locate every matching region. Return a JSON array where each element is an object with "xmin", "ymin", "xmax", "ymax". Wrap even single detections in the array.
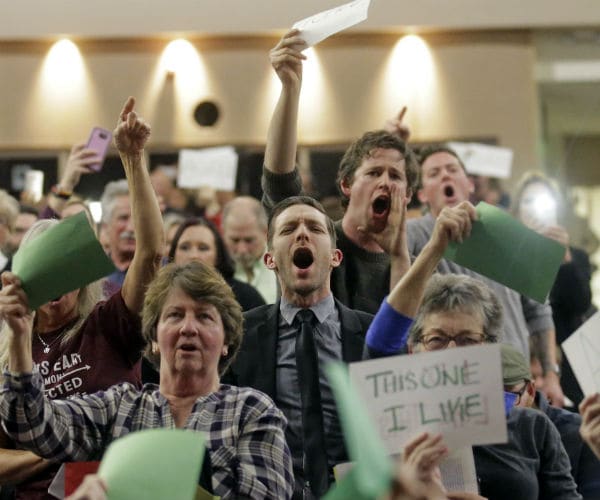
[
  {"xmin": 448, "ymin": 142, "xmax": 513, "ymax": 179},
  {"xmin": 562, "ymin": 311, "xmax": 600, "ymax": 396},
  {"xmin": 177, "ymin": 146, "xmax": 238, "ymax": 191},
  {"xmin": 293, "ymin": 0, "xmax": 371, "ymax": 47},
  {"xmin": 349, "ymin": 344, "xmax": 507, "ymax": 453}
]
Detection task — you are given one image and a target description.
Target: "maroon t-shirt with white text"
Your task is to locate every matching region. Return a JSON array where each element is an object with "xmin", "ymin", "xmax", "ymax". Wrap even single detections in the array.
[{"xmin": 16, "ymin": 290, "xmax": 145, "ymax": 500}]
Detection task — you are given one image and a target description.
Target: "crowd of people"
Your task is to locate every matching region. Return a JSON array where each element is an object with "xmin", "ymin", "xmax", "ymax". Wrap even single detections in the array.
[{"xmin": 0, "ymin": 30, "xmax": 598, "ymax": 500}]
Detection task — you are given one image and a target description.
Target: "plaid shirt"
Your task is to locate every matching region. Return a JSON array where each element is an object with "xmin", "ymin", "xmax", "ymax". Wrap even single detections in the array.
[{"xmin": 0, "ymin": 370, "xmax": 293, "ymax": 499}]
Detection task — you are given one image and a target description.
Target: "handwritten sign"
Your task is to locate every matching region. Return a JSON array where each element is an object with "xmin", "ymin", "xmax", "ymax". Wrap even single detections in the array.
[
  {"xmin": 448, "ymin": 142, "xmax": 513, "ymax": 179},
  {"xmin": 349, "ymin": 345, "xmax": 507, "ymax": 452},
  {"xmin": 562, "ymin": 311, "xmax": 600, "ymax": 396},
  {"xmin": 178, "ymin": 146, "xmax": 238, "ymax": 191},
  {"xmin": 292, "ymin": 0, "xmax": 371, "ymax": 47}
]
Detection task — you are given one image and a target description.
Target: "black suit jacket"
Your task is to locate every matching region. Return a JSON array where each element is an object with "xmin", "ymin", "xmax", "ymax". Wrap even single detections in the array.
[{"xmin": 223, "ymin": 299, "xmax": 373, "ymax": 398}]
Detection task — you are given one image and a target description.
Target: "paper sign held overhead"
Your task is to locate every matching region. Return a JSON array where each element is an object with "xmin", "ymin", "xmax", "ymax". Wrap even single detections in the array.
[
  {"xmin": 448, "ymin": 142, "xmax": 513, "ymax": 179},
  {"xmin": 293, "ymin": 0, "xmax": 371, "ymax": 47},
  {"xmin": 562, "ymin": 311, "xmax": 600, "ymax": 396},
  {"xmin": 444, "ymin": 202, "xmax": 566, "ymax": 303},
  {"xmin": 178, "ymin": 146, "xmax": 238, "ymax": 191},
  {"xmin": 12, "ymin": 212, "xmax": 115, "ymax": 309},
  {"xmin": 349, "ymin": 344, "xmax": 507, "ymax": 453}
]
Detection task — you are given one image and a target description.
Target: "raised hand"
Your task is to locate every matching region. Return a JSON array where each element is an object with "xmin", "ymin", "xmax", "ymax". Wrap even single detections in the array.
[
  {"xmin": 60, "ymin": 144, "xmax": 102, "ymax": 193},
  {"xmin": 269, "ymin": 29, "xmax": 307, "ymax": 87},
  {"xmin": 384, "ymin": 107, "xmax": 411, "ymax": 142},
  {"xmin": 402, "ymin": 432, "xmax": 448, "ymax": 486},
  {"xmin": 538, "ymin": 225, "xmax": 571, "ymax": 262},
  {"xmin": 359, "ymin": 183, "xmax": 408, "ymax": 256},
  {"xmin": 580, "ymin": 393, "xmax": 600, "ymax": 459},
  {"xmin": 431, "ymin": 201, "xmax": 477, "ymax": 254},
  {"xmin": 0, "ymin": 272, "xmax": 32, "ymax": 339},
  {"xmin": 113, "ymin": 97, "xmax": 151, "ymax": 156}
]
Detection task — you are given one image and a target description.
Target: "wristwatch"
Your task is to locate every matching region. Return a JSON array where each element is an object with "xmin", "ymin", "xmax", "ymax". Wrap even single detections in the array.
[
  {"xmin": 51, "ymin": 184, "xmax": 73, "ymax": 200},
  {"xmin": 548, "ymin": 363, "xmax": 561, "ymax": 376}
]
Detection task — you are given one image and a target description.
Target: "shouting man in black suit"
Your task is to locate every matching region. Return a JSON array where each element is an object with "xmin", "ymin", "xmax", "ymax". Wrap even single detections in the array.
[{"xmin": 224, "ymin": 195, "xmax": 372, "ymax": 499}]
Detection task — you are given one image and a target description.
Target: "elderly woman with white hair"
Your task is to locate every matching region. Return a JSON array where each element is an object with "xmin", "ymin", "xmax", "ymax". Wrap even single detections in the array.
[
  {"xmin": 364, "ymin": 202, "xmax": 581, "ymax": 499},
  {"xmin": 0, "ymin": 97, "xmax": 163, "ymax": 499}
]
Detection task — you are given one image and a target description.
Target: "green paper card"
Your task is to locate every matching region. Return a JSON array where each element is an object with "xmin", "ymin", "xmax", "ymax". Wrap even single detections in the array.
[
  {"xmin": 98, "ymin": 429, "xmax": 206, "ymax": 500},
  {"xmin": 12, "ymin": 212, "xmax": 115, "ymax": 309},
  {"xmin": 323, "ymin": 362, "xmax": 393, "ymax": 499},
  {"xmin": 444, "ymin": 202, "xmax": 566, "ymax": 303}
]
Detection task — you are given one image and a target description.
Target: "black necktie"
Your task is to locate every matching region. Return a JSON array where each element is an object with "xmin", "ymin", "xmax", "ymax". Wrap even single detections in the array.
[{"xmin": 295, "ymin": 309, "xmax": 329, "ymax": 498}]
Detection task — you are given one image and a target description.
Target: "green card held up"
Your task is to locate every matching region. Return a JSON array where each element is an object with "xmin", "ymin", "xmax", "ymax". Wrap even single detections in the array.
[
  {"xmin": 98, "ymin": 429, "xmax": 206, "ymax": 500},
  {"xmin": 444, "ymin": 202, "xmax": 566, "ymax": 303},
  {"xmin": 12, "ymin": 212, "xmax": 114, "ymax": 309},
  {"xmin": 323, "ymin": 363, "xmax": 393, "ymax": 500}
]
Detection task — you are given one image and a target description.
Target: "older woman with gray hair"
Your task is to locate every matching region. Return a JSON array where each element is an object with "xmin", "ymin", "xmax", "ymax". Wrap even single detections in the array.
[
  {"xmin": 364, "ymin": 203, "xmax": 581, "ymax": 499},
  {"xmin": 0, "ymin": 261, "xmax": 293, "ymax": 499}
]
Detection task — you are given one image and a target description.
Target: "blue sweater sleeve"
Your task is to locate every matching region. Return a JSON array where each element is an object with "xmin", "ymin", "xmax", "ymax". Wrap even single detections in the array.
[{"xmin": 365, "ymin": 298, "xmax": 414, "ymax": 355}]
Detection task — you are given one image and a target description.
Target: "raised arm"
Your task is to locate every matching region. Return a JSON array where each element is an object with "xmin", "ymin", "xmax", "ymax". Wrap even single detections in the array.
[
  {"xmin": 46, "ymin": 144, "xmax": 101, "ymax": 217},
  {"xmin": 264, "ymin": 30, "xmax": 306, "ymax": 176},
  {"xmin": 114, "ymin": 97, "xmax": 164, "ymax": 314},
  {"xmin": 366, "ymin": 202, "xmax": 476, "ymax": 356},
  {"xmin": 0, "ymin": 275, "xmax": 56, "ymax": 485},
  {"xmin": 388, "ymin": 202, "xmax": 476, "ymax": 317}
]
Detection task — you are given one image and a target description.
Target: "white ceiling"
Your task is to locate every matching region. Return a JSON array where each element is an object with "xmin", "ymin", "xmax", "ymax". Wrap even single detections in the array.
[{"xmin": 4, "ymin": 0, "xmax": 600, "ymax": 40}]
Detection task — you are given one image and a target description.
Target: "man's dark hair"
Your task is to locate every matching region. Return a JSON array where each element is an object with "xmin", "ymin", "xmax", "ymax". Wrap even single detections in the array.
[
  {"xmin": 267, "ymin": 196, "xmax": 336, "ymax": 249},
  {"xmin": 416, "ymin": 144, "xmax": 467, "ymax": 190},
  {"xmin": 337, "ymin": 130, "xmax": 419, "ymax": 208}
]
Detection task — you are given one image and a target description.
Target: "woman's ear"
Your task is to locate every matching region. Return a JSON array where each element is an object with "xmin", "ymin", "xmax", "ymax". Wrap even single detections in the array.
[{"xmin": 264, "ymin": 252, "xmax": 277, "ymax": 270}]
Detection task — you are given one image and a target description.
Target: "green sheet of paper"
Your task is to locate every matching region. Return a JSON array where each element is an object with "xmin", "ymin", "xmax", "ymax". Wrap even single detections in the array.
[
  {"xmin": 98, "ymin": 429, "xmax": 206, "ymax": 500},
  {"xmin": 323, "ymin": 362, "xmax": 393, "ymax": 500},
  {"xmin": 12, "ymin": 212, "xmax": 115, "ymax": 309},
  {"xmin": 444, "ymin": 202, "xmax": 566, "ymax": 303}
]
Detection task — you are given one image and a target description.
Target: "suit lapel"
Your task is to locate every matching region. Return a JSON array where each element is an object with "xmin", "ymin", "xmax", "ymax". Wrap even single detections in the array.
[
  {"xmin": 239, "ymin": 304, "xmax": 280, "ymax": 398},
  {"xmin": 337, "ymin": 300, "xmax": 367, "ymax": 362}
]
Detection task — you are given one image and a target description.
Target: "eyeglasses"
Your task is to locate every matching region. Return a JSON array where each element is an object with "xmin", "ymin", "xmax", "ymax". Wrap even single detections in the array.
[
  {"xmin": 419, "ymin": 333, "xmax": 485, "ymax": 351},
  {"xmin": 505, "ymin": 381, "xmax": 529, "ymax": 405}
]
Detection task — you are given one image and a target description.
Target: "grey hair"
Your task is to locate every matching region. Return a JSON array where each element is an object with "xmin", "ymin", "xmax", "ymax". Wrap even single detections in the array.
[
  {"xmin": 222, "ymin": 196, "xmax": 268, "ymax": 231},
  {"xmin": 163, "ymin": 212, "xmax": 185, "ymax": 235},
  {"xmin": 0, "ymin": 190, "xmax": 20, "ymax": 232},
  {"xmin": 0, "ymin": 218, "xmax": 104, "ymax": 374},
  {"xmin": 100, "ymin": 179, "xmax": 129, "ymax": 224},
  {"xmin": 408, "ymin": 274, "xmax": 503, "ymax": 348}
]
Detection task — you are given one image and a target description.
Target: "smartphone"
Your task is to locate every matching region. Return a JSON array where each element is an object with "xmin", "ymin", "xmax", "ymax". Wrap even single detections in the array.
[{"xmin": 86, "ymin": 127, "xmax": 112, "ymax": 172}]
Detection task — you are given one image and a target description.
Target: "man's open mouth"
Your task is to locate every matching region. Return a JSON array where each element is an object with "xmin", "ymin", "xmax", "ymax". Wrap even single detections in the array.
[
  {"xmin": 372, "ymin": 195, "xmax": 390, "ymax": 215},
  {"xmin": 444, "ymin": 185, "xmax": 455, "ymax": 197},
  {"xmin": 293, "ymin": 247, "xmax": 314, "ymax": 269}
]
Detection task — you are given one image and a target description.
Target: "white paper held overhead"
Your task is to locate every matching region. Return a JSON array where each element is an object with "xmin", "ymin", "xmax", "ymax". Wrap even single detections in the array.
[{"xmin": 293, "ymin": 0, "xmax": 371, "ymax": 47}]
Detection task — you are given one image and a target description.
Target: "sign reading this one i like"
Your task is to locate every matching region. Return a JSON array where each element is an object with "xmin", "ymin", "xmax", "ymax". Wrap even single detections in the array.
[{"xmin": 349, "ymin": 344, "xmax": 507, "ymax": 453}]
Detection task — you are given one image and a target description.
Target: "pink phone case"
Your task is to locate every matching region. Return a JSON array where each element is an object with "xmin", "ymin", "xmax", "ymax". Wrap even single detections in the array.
[{"xmin": 86, "ymin": 127, "xmax": 112, "ymax": 172}]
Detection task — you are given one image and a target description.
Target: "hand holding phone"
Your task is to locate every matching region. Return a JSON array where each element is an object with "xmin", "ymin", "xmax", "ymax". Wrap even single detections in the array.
[{"xmin": 86, "ymin": 127, "xmax": 112, "ymax": 172}]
